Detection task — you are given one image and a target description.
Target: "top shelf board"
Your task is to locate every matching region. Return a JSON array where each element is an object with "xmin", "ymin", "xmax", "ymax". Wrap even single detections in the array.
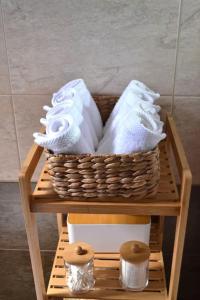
[{"xmin": 30, "ymin": 141, "xmax": 180, "ymax": 216}]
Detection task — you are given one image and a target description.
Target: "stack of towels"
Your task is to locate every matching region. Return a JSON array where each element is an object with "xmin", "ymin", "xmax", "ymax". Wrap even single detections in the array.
[{"xmin": 33, "ymin": 79, "xmax": 166, "ymax": 155}]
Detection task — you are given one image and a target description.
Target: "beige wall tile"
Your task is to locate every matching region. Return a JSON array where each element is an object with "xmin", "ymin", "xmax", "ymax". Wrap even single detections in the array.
[
  {"xmin": 157, "ymin": 96, "xmax": 172, "ymax": 121},
  {"xmin": 0, "ymin": 2, "xmax": 10, "ymax": 93},
  {"xmin": 0, "ymin": 96, "xmax": 19, "ymax": 180},
  {"xmin": 173, "ymin": 97, "xmax": 200, "ymax": 184},
  {"xmin": 13, "ymin": 95, "xmax": 51, "ymax": 161},
  {"xmin": 2, "ymin": 0, "xmax": 179, "ymax": 95},
  {"xmin": 13, "ymin": 95, "xmax": 51, "ymax": 181},
  {"xmin": 175, "ymin": 1, "xmax": 200, "ymax": 96}
]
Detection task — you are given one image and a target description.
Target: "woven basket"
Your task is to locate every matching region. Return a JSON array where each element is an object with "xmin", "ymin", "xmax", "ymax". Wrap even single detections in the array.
[{"xmin": 45, "ymin": 96, "xmax": 160, "ymax": 199}]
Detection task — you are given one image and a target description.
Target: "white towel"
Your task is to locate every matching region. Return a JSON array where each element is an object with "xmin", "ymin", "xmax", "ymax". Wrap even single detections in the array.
[
  {"xmin": 104, "ymin": 80, "xmax": 160, "ymax": 133},
  {"xmin": 33, "ymin": 115, "xmax": 93, "ymax": 154},
  {"xmin": 129, "ymin": 80, "xmax": 160, "ymax": 102},
  {"xmin": 42, "ymin": 102, "xmax": 96, "ymax": 151},
  {"xmin": 96, "ymin": 111, "xmax": 166, "ymax": 154},
  {"xmin": 44, "ymin": 101, "xmax": 83, "ymax": 122},
  {"xmin": 51, "ymin": 88, "xmax": 99, "ymax": 149},
  {"xmin": 40, "ymin": 116, "xmax": 95, "ymax": 153},
  {"xmin": 52, "ymin": 79, "xmax": 103, "ymax": 140},
  {"xmin": 103, "ymin": 91, "xmax": 162, "ymax": 139}
]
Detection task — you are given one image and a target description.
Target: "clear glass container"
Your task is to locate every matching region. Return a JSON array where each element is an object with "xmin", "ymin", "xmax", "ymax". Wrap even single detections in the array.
[
  {"xmin": 119, "ymin": 241, "xmax": 150, "ymax": 291},
  {"xmin": 65, "ymin": 259, "xmax": 95, "ymax": 294}
]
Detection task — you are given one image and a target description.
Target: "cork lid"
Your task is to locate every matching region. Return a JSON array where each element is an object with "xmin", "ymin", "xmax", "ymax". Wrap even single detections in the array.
[
  {"xmin": 120, "ymin": 241, "xmax": 150, "ymax": 264},
  {"xmin": 63, "ymin": 242, "xmax": 94, "ymax": 265}
]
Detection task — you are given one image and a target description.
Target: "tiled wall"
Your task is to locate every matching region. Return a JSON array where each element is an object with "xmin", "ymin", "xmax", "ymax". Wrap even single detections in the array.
[{"xmin": 0, "ymin": 0, "xmax": 199, "ymax": 183}]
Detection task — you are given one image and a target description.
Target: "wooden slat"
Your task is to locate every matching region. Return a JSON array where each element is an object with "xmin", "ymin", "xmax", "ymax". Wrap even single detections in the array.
[
  {"xmin": 50, "ymin": 289, "xmax": 165, "ymax": 300},
  {"xmin": 52, "ymin": 268, "xmax": 163, "ymax": 281},
  {"xmin": 54, "ymin": 257, "xmax": 162, "ymax": 270},
  {"xmin": 47, "ymin": 227, "xmax": 167, "ymax": 299},
  {"xmin": 50, "ymin": 276, "xmax": 164, "ymax": 291}
]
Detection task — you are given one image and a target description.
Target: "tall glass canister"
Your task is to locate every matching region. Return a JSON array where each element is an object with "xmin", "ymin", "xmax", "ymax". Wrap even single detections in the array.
[{"xmin": 120, "ymin": 240, "xmax": 150, "ymax": 291}]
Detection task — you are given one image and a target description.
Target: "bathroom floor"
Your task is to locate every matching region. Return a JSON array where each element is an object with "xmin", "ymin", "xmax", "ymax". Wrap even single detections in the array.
[{"xmin": 0, "ymin": 183, "xmax": 199, "ymax": 300}]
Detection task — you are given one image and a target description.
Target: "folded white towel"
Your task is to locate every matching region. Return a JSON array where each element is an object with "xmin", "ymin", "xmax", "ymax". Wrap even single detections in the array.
[
  {"xmin": 51, "ymin": 86, "xmax": 99, "ymax": 148},
  {"xmin": 96, "ymin": 111, "xmax": 166, "ymax": 154},
  {"xmin": 104, "ymin": 81, "xmax": 160, "ymax": 133},
  {"xmin": 33, "ymin": 115, "xmax": 93, "ymax": 154},
  {"xmin": 44, "ymin": 101, "xmax": 83, "ymax": 122},
  {"xmin": 129, "ymin": 80, "xmax": 160, "ymax": 102},
  {"xmin": 103, "ymin": 92, "xmax": 162, "ymax": 139},
  {"xmin": 42, "ymin": 102, "xmax": 96, "ymax": 151},
  {"xmin": 52, "ymin": 79, "xmax": 103, "ymax": 140},
  {"xmin": 40, "ymin": 117, "xmax": 95, "ymax": 153}
]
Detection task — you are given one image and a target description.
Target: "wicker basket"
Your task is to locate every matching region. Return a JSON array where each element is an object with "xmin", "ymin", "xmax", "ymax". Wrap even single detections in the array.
[{"xmin": 45, "ymin": 96, "xmax": 160, "ymax": 199}]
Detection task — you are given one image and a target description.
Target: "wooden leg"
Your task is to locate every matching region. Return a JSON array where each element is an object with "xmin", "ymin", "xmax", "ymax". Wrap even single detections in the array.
[
  {"xmin": 168, "ymin": 171, "xmax": 192, "ymax": 300},
  {"xmin": 151, "ymin": 216, "xmax": 164, "ymax": 252},
  {"xmin": 158, "ymin": 216, "xmax": 165, "ymax": 250},
  {"xmin": 19, "ymin": 179, "xmax": 47, "ymax": 300},
  {"xmin": 27, "ymin": 214, "xmax": 48, "ymax": 300}
]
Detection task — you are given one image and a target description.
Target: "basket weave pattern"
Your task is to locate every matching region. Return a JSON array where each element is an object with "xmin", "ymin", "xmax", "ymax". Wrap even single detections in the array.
[{"xmin": 45, "ymin": 96, "xmax": 160, "ymax": 199}]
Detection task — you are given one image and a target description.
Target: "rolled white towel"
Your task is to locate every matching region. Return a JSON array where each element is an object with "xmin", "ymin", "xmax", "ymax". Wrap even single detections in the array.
[
  {"xmin": 104, "ymin": 80, "xmax": 160, "ymax": 133},
  {"xmin": 104, "ymin": 92, "xmax": 162, "ymax": 139},
  {"xmin": 96, "ymin": 111, "xmax": 166, "ymax": 154},
  {"xmin": 129, "ymin": 80, "xmax": 160, "ymax": 102},
  {"xmin": 52, "ymin": 79, "xmax": 103, "ymax": 140},
  {"xmin": 40, "ymin": 117, "xmax": 95, "ymax": 153},
  {"xmin": 33, "ymin": 115, "xmax": 93, "ymax": 154},
  {"xmin": 51, "ymin": 89, "xmax": 99, "ymax": 149},
  {"xmin": 116, "ymin": 80, "xmax": 160, "ymax": 111},
  {"xmin": 44, "ymin": 101, "xmax": 83, "ymax": 123},
  {"xmin": 41, "ymin": 102, "xmax": 96, "ymax": 151}
]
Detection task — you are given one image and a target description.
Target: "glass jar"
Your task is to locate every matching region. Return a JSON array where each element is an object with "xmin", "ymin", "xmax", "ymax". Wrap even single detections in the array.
[
  {"xmin": 63, "ymin": 242, "xmax": 95, "ymax": 294},
  {"xmin": 120, "ymin": 241, "xmax": 150, "ymax": 291}
]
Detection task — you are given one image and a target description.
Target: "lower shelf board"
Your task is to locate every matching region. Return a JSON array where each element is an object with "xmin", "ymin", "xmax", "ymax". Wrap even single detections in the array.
[{"xmin": 47, "ymin": 228, "xmax": 167, "ymax": 299}]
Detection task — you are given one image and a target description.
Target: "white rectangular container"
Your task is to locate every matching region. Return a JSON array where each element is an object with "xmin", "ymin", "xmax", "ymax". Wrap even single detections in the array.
[{"xmin": 67, "ymin": 214, "xmax": 151, "ymax": 252}]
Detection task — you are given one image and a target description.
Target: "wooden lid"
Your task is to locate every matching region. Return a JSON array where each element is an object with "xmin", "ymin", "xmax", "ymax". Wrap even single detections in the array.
[
  {"xmin": 63, "ymin": 242, "xmax": 94, "ymax": 265},
  {"xmin": 68, "ymin": 214, "xmax": 150, "ymax": 224},
  {"xmin": 120, "ymin": 241, "xmax": 150, "ymax": 263}
]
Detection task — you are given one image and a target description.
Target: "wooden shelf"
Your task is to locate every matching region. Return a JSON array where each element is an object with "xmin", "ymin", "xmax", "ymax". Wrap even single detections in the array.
[
  {"xmin": 30, "ymin": 141, "xmax": 180, "ymax": 216},
  {"xmin": 19, "ymin": 112, "xmax": 192, "ymax": 300},
  {"xmin": 47, "ymin": 227, "xmax": 167, "ymax": 299}
]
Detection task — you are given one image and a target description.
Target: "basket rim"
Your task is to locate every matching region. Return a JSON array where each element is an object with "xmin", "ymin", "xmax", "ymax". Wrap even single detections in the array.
[{"xmin": 44, "ymin": 145, "xmax": 159, "ymax": 159}]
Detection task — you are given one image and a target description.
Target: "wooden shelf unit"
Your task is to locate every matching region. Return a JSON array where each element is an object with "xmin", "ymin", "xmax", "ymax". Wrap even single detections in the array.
[{"xmin": 19, "ymin": 114, "xmax": 192, "ymax": 300}]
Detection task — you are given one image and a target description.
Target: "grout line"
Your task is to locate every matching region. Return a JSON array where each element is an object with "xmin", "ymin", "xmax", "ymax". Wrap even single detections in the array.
[
  {"xmin": 0, "ymin": 3, "xmax": 21, "ymax": 169},
  {"xmin": 40, "ymin": 249, "xmax": 56, "ymax": 253},
  {"xmin": 1, "ymin": 93, "xmax": 200, "ymax": 98},
  {"xmin": 0, "ymin": 93, "xmax": 175, "ymax": 97},
  {"xmin": 0, "ymin": 179, "xmax": 40, "ymax": 183},
  {"xmin": 0, "ymin": 248, "xmax": 56, "ymax": 253},
  {"xmin": 171, "ymin": 0, "xmax": 183, "ymax": 115},
  {"xmin": 171, "ymin": 95, "xmax": 200, "ymax": 99},
  {"xmin": 1, "ymin": 92, "xmax": 200, "ymax": 99},
  {"xmin": 1, "ymin": 93, "xmax": 52, "ymax": 96}
]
